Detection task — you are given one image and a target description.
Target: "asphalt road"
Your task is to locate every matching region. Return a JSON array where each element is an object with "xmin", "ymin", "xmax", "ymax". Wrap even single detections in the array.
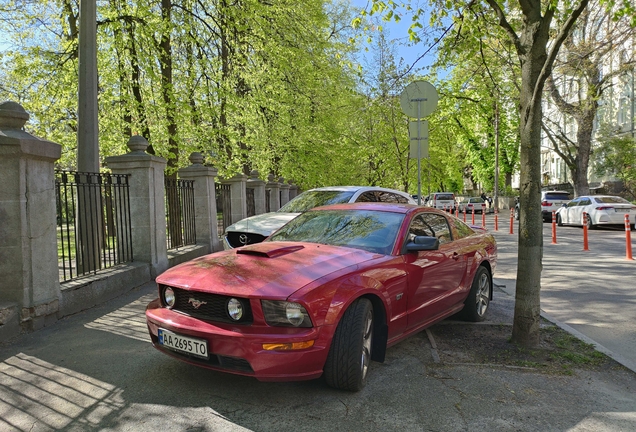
[
  {"xmin": 0, "ymin": 216, "xmax": 635, "ymax": 431},
  {"xmin": 487, "ymin": 214, "xmax": 636, "ymax": 371}
]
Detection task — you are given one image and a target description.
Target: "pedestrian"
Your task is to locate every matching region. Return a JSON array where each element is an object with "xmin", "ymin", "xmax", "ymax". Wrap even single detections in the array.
[
  {"xmin": 480, "ymin": 192, "xmax": 487, "ymax": 202},
  {"xmin": 487, "ymin": 196, "xmax": 493, "ymax": 209}
]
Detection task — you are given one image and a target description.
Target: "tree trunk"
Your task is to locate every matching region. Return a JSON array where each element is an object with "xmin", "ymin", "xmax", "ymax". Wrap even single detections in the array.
[{"xmin": 511, "ymin": 15, "xmax": 550, "ymax": 348}]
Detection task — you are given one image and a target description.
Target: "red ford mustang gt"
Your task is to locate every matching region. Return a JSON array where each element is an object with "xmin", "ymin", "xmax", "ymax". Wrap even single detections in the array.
[{"xmin": 146, "ymin": 203, "xmax": 497, "ymax": 391}]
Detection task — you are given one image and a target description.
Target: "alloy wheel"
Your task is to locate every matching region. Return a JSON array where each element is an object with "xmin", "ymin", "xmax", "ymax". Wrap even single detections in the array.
[{"xmin": 476, "ymin": 272, "xmax": 490, "ymax": 317}]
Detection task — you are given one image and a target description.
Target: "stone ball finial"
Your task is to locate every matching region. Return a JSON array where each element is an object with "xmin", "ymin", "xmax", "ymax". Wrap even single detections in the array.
[
  {"xmin": 189, "ymin": 152, "xmax": 204, "ymax": 165},
  {"xmin": 250, "ymin": 169, "xmax": 259, "ymax": 179},
  {"xmin": 127, "ymin": 135, "xmax": 149, "ymax": 153},
  {"xmin": 278, "ymin": 177, "xmax": 285, "ymax": 184},
  {"xmin": 0, "ymin": 101, "xmax": 30, "ymax": 130},
  {"xmin": 268, "ymin": 172, "xmax": 275, "ymax": 182}
]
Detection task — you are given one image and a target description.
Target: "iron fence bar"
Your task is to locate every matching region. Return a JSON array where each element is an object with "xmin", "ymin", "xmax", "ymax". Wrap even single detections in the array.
[{"xmin": 55, "ymin": 170, "xmax": 133, "ymax": 283}]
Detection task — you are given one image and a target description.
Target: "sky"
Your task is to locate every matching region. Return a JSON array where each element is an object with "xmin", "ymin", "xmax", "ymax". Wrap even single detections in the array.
[{"xmin": 349, "ymin": 0, "xmax": 438, "ymax": 75}]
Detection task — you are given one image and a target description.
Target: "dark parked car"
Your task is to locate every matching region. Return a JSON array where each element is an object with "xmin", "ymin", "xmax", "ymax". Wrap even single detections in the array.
[{"xmin": 146, "ymin": 203, "xmax": 498, "ymax": 391}]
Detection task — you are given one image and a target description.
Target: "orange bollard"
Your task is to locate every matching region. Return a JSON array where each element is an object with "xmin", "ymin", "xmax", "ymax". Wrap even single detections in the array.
[
  {"xmin": 551, "ymin": 210, "xmax": 557, "ymax": 244},
  {"xmin": 455, "ymin": 206, "xmax": 459, "ymax": 218},
  {"xmin": 625, "ymin": 214, "xmax": 633, "ymax": 260},
  {"xmin": 463, "ymin": 207, "xmax": 466, "ymax": 222},
  {"xmin": 582, "ymin": 212, "xmax": 589, "ymax": 251},
  {"xmin": 472, "ymin": 207, "xmax": 475, "ymax": 225},
  {"xmin": 494, "ymin": 209, "xmax": 498, "ymax": 231},
  {"xmin": 509, "ymin": 209, "xmax": 514, "ymax": 234},
  {"xmin": 481, "ymin": 204, "xmax": 486, "ymax": 228}
]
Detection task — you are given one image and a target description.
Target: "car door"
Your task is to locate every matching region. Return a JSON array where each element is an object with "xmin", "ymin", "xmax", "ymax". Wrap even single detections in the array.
[
  {"xmin": 571, "ymin": 197, "xmax": 591, "ymax": 225},
  {"xmin": 562, "ymin": 198, "xmax": 579, "ymax": 224},
  {"xmin": 403, "ymin": 212, "xmax": 467, "ymax": 330}
]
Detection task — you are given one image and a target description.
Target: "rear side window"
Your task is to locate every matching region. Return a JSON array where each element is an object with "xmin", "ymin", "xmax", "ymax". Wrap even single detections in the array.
[
  {"xmin": 453, "ymin": 219, "xmax": 475, "ymax": 239},
  {"xmin": 544, "ymin": 192, "xmax": 570, "ymax": 200},
  {"xmin": 434, "ymin": 193, "xmax": 455, "ymax": 201},
  {"xmin": 408, "ymin": 213, "xmax": 452, "ymax": 244}
]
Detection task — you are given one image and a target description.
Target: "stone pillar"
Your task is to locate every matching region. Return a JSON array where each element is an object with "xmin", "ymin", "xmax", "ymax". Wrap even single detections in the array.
[
  {"xmin": 289, "ymin": 182, "xmax": 298, "ymax": 200},
  {"xmin": 279, "ymin": 177, "xmax": 290, "ymax": 207},
  {"xmin": 178, "ymin": 152, "xmax": 220, "ymax": 252},
  {"xmin": 105, "ymin": 136, "xmax": 168, "ymax": 277},
  {"xmin": 266, "ymin": 173, "xmax": 281, "ymax": 212},
  {"xmin": 247, "ymin": 170, "xmax": 266, "ymax": 215},
  {"xmin": 0, "ymin": 101, "xmax": 62, "ymax": 335},
  {"xmin": 223, "ymin": 174, "xmax": 247, "ymax": 224}
]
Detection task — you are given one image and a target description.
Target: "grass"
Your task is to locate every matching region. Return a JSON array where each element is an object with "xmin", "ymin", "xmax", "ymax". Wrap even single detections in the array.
[{"xmin": 432, "ymin": 322, "xmax": 618, "ymax": 375}]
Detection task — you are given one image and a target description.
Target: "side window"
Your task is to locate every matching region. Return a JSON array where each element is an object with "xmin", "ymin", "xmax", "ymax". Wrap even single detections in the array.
[
  {"xmin": 579, "ymin": 198, "xmax": 591, "ymax": 206},
  {"xmin": 408, "ymin": 213, "xmax": 452, "ymax": 244},
  {"xmin": 409, "ymin": 215, "xmax": 435, "ymax": 238},
  {"xmin": 377, "ymin": 192, "xmax": 409, "ymax": 204},
  {"xmin": 567, "ymin": 199, "xmax": 579, "ymax": 208},
  {"xmin": 356, "ymin": 192, "xmax": 378, "ymax": 202}
]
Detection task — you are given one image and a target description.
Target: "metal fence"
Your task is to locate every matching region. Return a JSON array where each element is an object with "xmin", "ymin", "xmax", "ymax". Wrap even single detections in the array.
[
  {"xmin": 216, "ymin": 183, "xmax": 232, "ymax": 234},
  {"xmin": 55, "ymin": 171, "xmax": 133, "ymax": 282},
  {"xmin": 266, "ymin": 189, "xmax": 271, "ymax": 213},
  {"xmin": 165, "ymin": 177, "xmax": 196, "ymax": 249},
  {"xmin": 246, "ymin": 187, "xmax": 255, "ymax": 217}
]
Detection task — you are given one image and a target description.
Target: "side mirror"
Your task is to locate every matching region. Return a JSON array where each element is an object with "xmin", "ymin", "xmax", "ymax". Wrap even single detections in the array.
[{"xmin": 406, "ymin": 236, "xmax": 439, "ymax": 252}]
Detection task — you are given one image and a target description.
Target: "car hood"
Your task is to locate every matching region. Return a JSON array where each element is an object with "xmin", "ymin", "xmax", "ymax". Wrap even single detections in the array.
[
  {"xmin": 156, "ymin": 241, "xmax": 379, "ymax": 299},
  {"xmin": 224, "ymin": 212, "xmax": 300, "ymax": 237}
]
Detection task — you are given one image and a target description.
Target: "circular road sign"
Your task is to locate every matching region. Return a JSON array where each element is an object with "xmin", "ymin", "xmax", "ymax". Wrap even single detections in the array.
[{"xmin": 399, "ymin": 81, "xmax": 439, "ymax": 118}]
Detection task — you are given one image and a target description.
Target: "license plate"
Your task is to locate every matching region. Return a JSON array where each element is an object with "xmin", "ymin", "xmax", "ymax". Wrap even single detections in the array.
[
  {"xmin": 616, "ymin": 209, "xmax": 631, "ymax": 213},
  {"xmin": 158, "ymin": 328, "xmax": 209, "ymax": 359}
]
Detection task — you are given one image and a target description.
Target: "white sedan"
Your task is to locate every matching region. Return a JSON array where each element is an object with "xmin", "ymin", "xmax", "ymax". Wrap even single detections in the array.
[{"xmin": 555, "ymin": 195, "xmax": 636, "ymax": 229}]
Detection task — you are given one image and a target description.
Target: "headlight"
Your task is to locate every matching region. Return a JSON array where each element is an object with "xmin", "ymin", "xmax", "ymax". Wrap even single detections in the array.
[
  {"xmin": 227, "ymin": 298, "xmax": 243, "ymax": 321},
  {"xmin": 163, "ymin": 286, "xmax": 175, "ymax": 308},
  {"xmin": 261, "ymin": 300, "xmax": 312, "ymax": 327}
]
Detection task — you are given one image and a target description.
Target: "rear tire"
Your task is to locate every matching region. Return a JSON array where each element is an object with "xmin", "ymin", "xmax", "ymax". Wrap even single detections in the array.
[
  {"xmin": 585, "ymin": 214, "xmax": 595, "ymax": 230},
  {"xmin": 324, "ymin": 298, "xmax": 374, "ymax": 391},
  {"xmin": 458, "ymin": 266, "xmax": 491, "ymax": 322}
]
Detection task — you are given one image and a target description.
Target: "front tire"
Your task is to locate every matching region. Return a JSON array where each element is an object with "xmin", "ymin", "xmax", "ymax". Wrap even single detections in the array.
[
  {"xmin": 557, "ymin": 214, "xmax": 563, "ymax": 226},
  {"xmin": 324, "ymin": 298, "xmax": 374, "ymax": 391},
  {"xmin": 514, "ymin": 207, "xmax": 519, "ymax": 221},
  {"xmin": 458, "ymin": 266, "xmax": 491, "ymax": 322}
]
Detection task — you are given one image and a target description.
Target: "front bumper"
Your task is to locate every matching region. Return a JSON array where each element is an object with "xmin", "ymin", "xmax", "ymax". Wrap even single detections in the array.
[{"xmin": 145, "ymin": 298, "xmax": 332, "ymax": 381}]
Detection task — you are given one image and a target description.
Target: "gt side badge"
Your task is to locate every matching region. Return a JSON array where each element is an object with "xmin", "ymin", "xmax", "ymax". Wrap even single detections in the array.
[{"xmin": 396, "ymin": 293, "xmax": 403, "ymax": 300}]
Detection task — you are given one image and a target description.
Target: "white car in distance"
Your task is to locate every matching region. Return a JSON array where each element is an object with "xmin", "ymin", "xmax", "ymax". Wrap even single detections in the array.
[
  {"xmin": 222, "ymin": 186, "xmax": 416, "ymax": 249},
  {"xmin": 555, "ymin": 195, "xmax": 636, "ymax": 230}
]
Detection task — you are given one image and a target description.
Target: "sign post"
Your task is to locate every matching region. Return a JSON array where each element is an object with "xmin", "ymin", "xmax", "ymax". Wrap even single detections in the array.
[{"xmin": 399, "ymin": 81, "xmax": 438, "ymax": 205}]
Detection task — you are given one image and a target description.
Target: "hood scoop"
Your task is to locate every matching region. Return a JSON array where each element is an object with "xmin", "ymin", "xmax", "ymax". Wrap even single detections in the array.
[{"xmin": 236, "ymin": 243, "xmax": 305, "ymax": 258}]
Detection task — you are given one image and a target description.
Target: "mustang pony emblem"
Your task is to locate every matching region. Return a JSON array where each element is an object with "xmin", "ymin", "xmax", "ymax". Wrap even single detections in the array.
[{"xmin": 188, "ymin": 298, "xmax": 207, "ymax": 309}]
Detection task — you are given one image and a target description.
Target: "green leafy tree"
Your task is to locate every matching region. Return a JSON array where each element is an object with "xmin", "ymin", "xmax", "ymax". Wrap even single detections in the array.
[
  {"xmin": 365, "ymin": 0, "xmax": 590, "ymax": 347},
  {"xmin": 543, "ymin": 0, "xmax": 636, "ymax": 197},
  {"xmin": 594, "ymin": 133, "xmax": 636, "ymax": 200}
]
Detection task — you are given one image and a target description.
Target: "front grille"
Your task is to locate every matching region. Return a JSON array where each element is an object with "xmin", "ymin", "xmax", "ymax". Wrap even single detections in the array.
[
  {"xmin": 226, "ymin": 231, "xmax": 267, "ymax": 248},
  {"xmin": 163, "ymin": 285, "xmax": 253, "ymax": 325}
]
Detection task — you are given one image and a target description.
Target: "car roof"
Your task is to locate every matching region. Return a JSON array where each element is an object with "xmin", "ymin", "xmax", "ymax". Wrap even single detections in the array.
[
  {"xmin": 308, "ymin": 186, "xmax": 404, "ymax": 193},
  {"xmin": 312, "ymin": 202, "xmax": 436, "ymax": 214},
  {"xmin": 543, "ymin": 190, "xmax": 569, "ymax": 194}
]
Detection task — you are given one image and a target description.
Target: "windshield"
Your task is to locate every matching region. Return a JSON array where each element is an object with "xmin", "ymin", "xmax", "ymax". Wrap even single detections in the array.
[
  {"xmin": 278, "ymin": 190, "xmax": 355, "ymax": 213},
  {"xmin": 594, "ymin": 196, "xmax": 630, "ymax": 204},
  {"xmin": 268, "ymin": 209, "xmax": 405, "ymax": 255}
]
